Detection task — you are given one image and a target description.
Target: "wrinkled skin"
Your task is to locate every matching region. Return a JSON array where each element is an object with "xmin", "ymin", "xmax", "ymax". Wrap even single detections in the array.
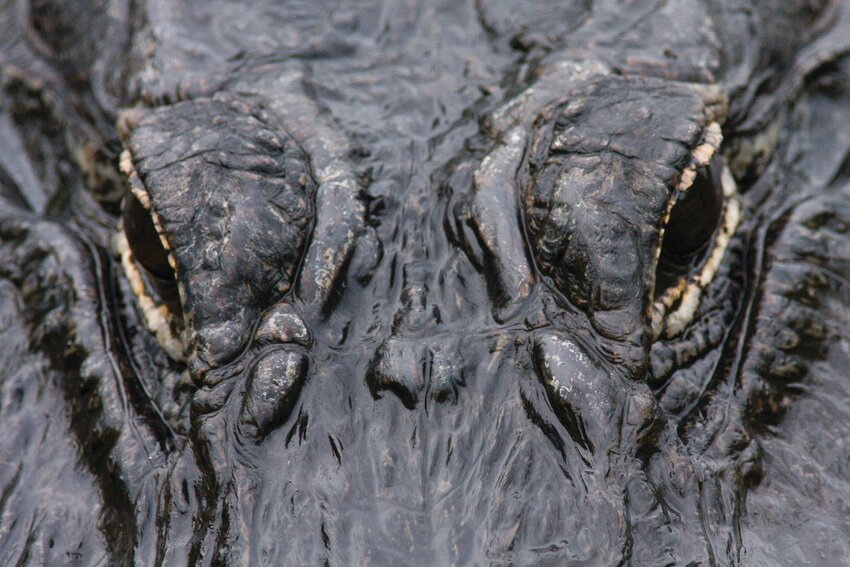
[{"xmin": 2, "ymin": 0, "xmax": 850, "ymax": 565}]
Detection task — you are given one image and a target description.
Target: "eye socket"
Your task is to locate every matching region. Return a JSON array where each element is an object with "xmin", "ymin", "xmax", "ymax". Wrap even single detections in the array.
[
  {"xmin": 122, "ymin": 190, "xmax": 183, "ymax": 321},
  {"xmin": 654, "ymin": 155, "xmax": 724, "ymax": 296}
]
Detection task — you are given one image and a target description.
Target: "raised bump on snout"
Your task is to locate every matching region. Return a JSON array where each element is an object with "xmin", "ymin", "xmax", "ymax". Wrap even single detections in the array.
[
  {"xmin": 367, "ymin": 337, "xmax": 465, "ymax": 409},
  {"xmin": 239, "ymin": 348, "xmax": 308, "ymax": 442},
  {"xmin": 188, "ymin": 320, "xmax": 248, "ymax": 381},
  {"xmin": 452, "ymin": 126, "xmax": 535, "ymax": 322},
  {"xmin": 532, "ymin": 332, "xmax": 661, "ymax": 461},
  {"xmin": 255, "ymin": 307, "xmax": 311, "ymax": 347}
]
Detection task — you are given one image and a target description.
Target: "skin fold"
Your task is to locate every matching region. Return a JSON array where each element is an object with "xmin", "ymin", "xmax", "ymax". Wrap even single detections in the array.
[{"xmin": 0, "ymin": 0, "xmax": 849, "ymax": 564}]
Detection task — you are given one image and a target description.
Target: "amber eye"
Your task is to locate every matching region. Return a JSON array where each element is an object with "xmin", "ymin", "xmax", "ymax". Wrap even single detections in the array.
[
  {"xmin": 122, "ymin": 191, "xmax": 182, "ymax": 319},
  {"xmin": 654, "ymin": 155, "xmax": 724, "ymax": 295}
]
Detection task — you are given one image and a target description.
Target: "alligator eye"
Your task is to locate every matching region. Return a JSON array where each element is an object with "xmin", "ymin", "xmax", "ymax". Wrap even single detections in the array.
[
  {"xmin": 655, "ymin": 155, "xmax": 724, "ymax": 295},
  {"xmin": 123, "ymin": 191, "xmax": 172, "ymax": 280},
  {"xmin": 122, "ymin": 190, "xmax": 183, "ymax": 321}
]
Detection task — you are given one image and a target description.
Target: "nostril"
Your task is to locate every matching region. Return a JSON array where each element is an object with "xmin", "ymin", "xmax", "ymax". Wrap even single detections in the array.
[{"xmin": 240, "ymin": 348, "xmax": 308, "ymax": 442}]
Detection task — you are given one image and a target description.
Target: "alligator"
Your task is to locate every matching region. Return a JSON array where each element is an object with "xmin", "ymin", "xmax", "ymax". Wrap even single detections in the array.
[{"xmin": 1, "ymin": 0, "xmax": 849, "ymax": 564}]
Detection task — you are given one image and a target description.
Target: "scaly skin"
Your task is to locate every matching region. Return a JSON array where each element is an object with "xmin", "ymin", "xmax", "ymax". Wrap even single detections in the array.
[{"xmin": 1, "ymin": 1, "xmax": 849, "ymax": 564}]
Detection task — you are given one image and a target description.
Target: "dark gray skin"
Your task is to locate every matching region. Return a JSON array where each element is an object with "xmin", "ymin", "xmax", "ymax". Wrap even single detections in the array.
[{"xmin": 1, "ymin": 0, "xmax": 850, "ymax": 564}]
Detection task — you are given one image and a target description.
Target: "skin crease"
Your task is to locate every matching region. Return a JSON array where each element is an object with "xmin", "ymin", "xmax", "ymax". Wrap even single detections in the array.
[{"xmin": 0, "ymin": 0, "xmax": 850, "ymax": 565}]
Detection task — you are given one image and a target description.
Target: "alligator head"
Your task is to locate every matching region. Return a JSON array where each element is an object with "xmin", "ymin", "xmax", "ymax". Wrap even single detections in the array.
[{"xmin": 1, "ymin": 0, "xmax": 850, "ymax": 565}]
